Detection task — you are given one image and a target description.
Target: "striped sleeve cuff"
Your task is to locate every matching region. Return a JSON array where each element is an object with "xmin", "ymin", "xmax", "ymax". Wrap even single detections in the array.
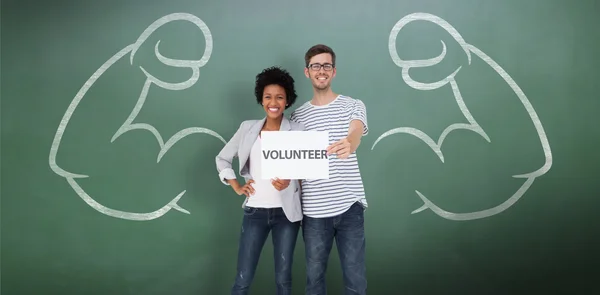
[{"xmin": 350, "ymin": 99, "xmax": 369, "ymax": 135}]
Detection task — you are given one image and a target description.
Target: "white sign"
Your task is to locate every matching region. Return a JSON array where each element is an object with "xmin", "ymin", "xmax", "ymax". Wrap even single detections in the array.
[{"xmin": 260, "ymin": 131, "xmax": 329, "ymax": 180}]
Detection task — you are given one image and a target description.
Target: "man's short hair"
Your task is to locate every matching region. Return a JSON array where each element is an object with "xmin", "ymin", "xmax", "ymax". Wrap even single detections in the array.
[{"xmin": 304, "ymin": 44, "xmax": 336, "ymax": 67}]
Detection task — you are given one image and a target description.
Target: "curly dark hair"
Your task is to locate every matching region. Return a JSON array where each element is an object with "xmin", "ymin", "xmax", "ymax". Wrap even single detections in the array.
[{"xmin": 255, "ymin": 66, "xmax": 297, "ymax": 109}]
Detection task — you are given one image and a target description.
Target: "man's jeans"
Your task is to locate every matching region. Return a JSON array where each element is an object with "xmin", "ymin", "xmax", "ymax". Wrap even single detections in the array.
[
  {"xmin": 231, "ymin": 206, "xmax": 301, "ymax": 295},
  {"xmin": 302, "ymin": 202, "xmax": 367, "ymax": 295}
]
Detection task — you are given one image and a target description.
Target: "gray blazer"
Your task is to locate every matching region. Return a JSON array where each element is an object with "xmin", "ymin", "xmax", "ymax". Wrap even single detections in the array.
[{"xmin": 215, "ymin": 116, "xmax": 306, "ymax": 222}]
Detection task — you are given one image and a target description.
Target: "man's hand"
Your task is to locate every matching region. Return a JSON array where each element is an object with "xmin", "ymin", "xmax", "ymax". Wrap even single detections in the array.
[
  {"xmin": 327, "ymin": 120, "xmax": 365, "ymax": 159},
  {"xmin": 271, "ymin": 178, "xmax": 290, "ymax": 191},
  {"xmin": 327, "ymin": 138, "xmax": 352, "ymax": 159},
  {"xmin": 232, "ymin": 179, "xmax": 255, "ymax": 197}
]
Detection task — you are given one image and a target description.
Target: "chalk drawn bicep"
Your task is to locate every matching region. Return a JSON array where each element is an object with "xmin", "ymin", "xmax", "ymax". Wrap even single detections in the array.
[
  {"xmin": 376, "ymin": 12, "xmax": 553, "ymax": 221},
  {"xmin": 49, "ymin": 13, "xmax": 222, "ymax": 221}
]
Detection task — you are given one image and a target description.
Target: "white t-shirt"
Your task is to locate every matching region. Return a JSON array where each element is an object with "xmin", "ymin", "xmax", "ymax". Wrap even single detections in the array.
[{"xmin": 246, "ymin": 136, "xmax": 283, "ymax": 208}]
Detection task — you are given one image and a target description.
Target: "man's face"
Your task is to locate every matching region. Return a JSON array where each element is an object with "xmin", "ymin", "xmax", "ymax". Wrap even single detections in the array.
[{"xmin": 305, "ymin": 53, "xmax": 336, "ymax": 91}]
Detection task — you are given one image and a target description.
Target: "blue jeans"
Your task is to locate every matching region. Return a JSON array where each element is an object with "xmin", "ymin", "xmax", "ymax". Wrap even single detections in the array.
[
  {"xmin": 302, "ymin": 202, "xmax": 367, "ymax": 295},
  {"xmin": 231, "ymin": 206, "xmax": 301, "ymax": 295}
]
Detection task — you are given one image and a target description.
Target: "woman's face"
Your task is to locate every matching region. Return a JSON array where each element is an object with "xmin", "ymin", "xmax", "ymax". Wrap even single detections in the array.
[{"xmin": 262, "ymin": 84, "xmax": 287, "ymax": 120}]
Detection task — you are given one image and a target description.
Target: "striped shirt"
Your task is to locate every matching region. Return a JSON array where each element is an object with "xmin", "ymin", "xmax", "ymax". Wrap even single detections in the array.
[{"xmin": 290, "ymin": 95, "xmax": 369, "ymax": 218}]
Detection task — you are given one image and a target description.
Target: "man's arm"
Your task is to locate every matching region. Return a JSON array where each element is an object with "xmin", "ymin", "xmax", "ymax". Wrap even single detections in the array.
[
  {"xmin": 347, "ymin": 119, "xmax": 365, "ymax": 153},
  {"xmin": 327, "ymin": 99, "xmax": 369, "ymax": 159}
]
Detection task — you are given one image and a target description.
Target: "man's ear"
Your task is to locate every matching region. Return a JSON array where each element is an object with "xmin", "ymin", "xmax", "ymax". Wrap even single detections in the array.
[{"xmin": 304, "ymin": 67, "xmax": 309, "ymax": 79}]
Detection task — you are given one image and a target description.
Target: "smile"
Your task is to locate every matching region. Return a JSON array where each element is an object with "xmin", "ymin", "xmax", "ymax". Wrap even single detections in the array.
[{"xmin": 268, "ymin": 107, "xmax": 280, "ymax": 113}]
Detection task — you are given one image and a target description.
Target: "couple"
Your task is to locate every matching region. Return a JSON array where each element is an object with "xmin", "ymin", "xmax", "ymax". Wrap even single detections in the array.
[{"xmin": 215, "ymin": 44, "xmax": 369, "ymax": 295}]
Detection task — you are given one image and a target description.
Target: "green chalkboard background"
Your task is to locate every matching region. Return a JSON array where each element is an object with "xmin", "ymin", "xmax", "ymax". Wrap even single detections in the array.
[{"xmin": 2, "ymin": 0, "xmax": 599, "ymax": 294}]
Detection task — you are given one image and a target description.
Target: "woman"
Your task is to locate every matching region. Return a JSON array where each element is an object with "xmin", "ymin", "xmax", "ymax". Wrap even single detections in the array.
[{"xmin": 215, "ymin": 66, "xmax": 305, "ymax": 295}]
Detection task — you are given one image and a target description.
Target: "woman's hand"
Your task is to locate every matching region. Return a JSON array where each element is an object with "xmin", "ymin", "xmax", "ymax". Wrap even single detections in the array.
[
  {"xmin": 271, "ymin": 178, "xmax": 290, "ymax": 191},
  {"xmin": 233, "ymin": 179, "xmax": 255, "ymax": 197}
]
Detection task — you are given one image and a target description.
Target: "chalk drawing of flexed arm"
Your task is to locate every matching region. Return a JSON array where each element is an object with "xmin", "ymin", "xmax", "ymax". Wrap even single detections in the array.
[
  {"xmin": 49, "ymin": 13, "xmax": 225, "ymax": 221},
  {"xmin": 372, "ymin": 12, "xmax": 553, "ymax": 221}
]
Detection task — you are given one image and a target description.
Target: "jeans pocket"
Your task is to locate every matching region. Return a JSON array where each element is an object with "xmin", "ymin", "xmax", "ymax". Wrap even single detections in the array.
[
  {"xmin": 302, "ymin": 215, "xmax": 328, "ymax": 231},
  {"xmin": 243, "ymin": 206, "xmax": 257, "ymax": 216},
  {"xmin": 344, "ymin": 203, "xmax": 365, "ymax": 224}
]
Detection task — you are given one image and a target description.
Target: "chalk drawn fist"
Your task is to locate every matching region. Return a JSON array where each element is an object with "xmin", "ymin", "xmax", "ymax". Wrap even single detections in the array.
[
  {"xmin": 373, "ymin": 13, "xmax": 553, "ymax": 221},
  {"xmin": 49, "ymin": 13, "xmax": 224, "ymax": 221}
]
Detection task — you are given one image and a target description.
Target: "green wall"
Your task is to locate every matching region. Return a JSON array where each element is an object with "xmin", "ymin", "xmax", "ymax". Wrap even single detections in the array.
[{"xmin": 2, "ymin": 0, "xmax": 599, "ymax": 294}]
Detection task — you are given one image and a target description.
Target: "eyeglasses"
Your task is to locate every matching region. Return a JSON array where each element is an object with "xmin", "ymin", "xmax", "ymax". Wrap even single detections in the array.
[{"xmin": 308, "ymin": 63, "xmax": 334, "ymax": 71}]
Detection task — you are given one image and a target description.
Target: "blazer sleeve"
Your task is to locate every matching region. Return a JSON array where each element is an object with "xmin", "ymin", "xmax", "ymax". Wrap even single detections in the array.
[{"xmin": 215, "ymin": 121, "xmax": 245, "ymax": 185}]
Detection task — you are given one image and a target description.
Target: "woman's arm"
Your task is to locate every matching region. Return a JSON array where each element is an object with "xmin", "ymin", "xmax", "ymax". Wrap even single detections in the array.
[{"xmin": 215, "ymin": 121, "xmax": 246, "ymax": 186}]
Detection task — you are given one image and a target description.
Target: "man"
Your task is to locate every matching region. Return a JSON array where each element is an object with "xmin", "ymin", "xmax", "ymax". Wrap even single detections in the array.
[{"xmin": 290, "ymin": 44, "xmax": 369, "ymax": 295}]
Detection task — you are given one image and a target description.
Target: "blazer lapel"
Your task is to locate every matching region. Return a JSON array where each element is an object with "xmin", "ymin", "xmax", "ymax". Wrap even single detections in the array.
[{"xmin": 280, "ymin": 116, "xmax": 292, "ymax": 131}]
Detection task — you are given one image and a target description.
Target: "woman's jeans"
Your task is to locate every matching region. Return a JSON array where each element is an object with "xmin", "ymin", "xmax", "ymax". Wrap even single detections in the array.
[{"xmin": 231, "ymin": 206, "xmax": 300, "ymax": 295}]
